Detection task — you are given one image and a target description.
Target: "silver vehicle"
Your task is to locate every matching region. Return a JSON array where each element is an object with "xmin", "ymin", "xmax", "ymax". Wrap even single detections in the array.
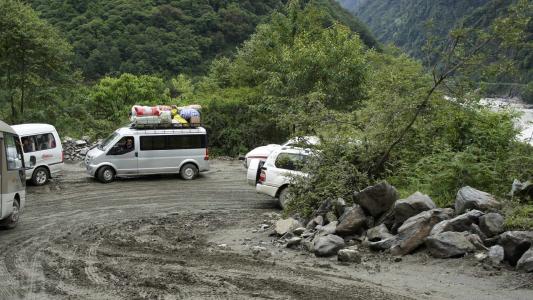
[
  {"xmin": 0, "ymin": 120, "xmax": 26, "ymax": 229},
  {"xmin": 85, "ymin": 126, "xmax": 209, "ymax": 183}
]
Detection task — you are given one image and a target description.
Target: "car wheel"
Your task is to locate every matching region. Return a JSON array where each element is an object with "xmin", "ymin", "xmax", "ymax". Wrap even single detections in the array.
[
  {"xmin": 278, "ymin": 187, "xmax": 292, "ymax": 210},
  {"xmin": 31, "ymin": 167, "xmax": 49, "ymax": 186},
  {"xmin": 180, "ymin": 163, "xmax": 198, "ymax": 180},
  {"xmin": 1, "ymin": 199, "xmax": 20, "ymax": 229},
  {"xmin": 97, "ymin": 166, "xmax": 115, "ymax": 183}
]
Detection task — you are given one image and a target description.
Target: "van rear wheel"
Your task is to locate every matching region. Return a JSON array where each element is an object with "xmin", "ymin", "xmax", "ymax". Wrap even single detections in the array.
[
  {"xmin": 1, "ymin": 199, "xmax": 20, "ymax": 229},
  {"xmin": 97, "ymin": 166, "xmax": 115, "ymax": 183},
  {"xmin": 32, "ymin": 167, "xmax": 49, "ymax": 186},
  {"xmin": 180, "ymin": 163, "xmax": 198, "ymax": 180},
  {"xmin": 278, "ymin": 187, "xmax": 291, "ymax": 210}
]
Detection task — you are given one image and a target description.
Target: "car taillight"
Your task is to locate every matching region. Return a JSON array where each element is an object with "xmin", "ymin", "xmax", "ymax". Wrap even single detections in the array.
[
  {"xmin": 259, "ymin": 170, "xmax": 266, "ymax": 183},
  {"xmin": 204, "ymin": 148, "xmax": 209, "ymax": 160}
]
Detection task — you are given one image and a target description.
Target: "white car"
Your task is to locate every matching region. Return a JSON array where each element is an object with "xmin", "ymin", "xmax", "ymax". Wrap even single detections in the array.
[
  {"xmin": 242, "ymin": 136, "xmax": 318, "ymax": 168},
  {"xmin": 12, "ymin": 123, "xmax": 64, "ymax": 186},
  {"xmin": 247, "ymin": 147, "xmax": 311, "ymax": 209}
]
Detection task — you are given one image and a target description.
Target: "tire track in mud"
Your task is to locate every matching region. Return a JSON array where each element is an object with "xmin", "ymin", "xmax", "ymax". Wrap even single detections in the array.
[{"xmin": 0, "ymin": 161, "xmax": 407, "ymax": 299}]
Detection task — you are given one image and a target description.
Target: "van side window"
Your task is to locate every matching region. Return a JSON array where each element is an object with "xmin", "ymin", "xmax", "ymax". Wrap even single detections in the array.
[
  {"xmin": 5, "ymin": 134, "xmax": 23, "ymax": 170},
  {"xmin": 22, "ymin": 133, "xmax": 56, "ymax": 153},
  {"xmin": 140, "ymin": 135, "xmax": 206, "ymax": 151},
  {"xmin": 108, "ymin": 136, "xmax": 135, "ymax": 155}
]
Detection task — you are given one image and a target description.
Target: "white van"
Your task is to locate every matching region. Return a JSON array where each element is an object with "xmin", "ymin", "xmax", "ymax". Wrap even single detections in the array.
[
  {"xmin": 0, "ymin": 120, "xmax": 26, "ymax": 229},
  {"xmin": 12, "ymin": 123, "xmax": 64, "ymax": 186},
  {"xmin": 85, "ymin": 126, "xmax": 210, "ymax": 183}
]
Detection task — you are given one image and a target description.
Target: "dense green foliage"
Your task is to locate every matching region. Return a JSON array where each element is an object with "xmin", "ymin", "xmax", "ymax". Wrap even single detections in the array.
[
  {"xmin": 338, "ymin": 0, "xmax": 533, "ymax": 102},
  {"xmin": 0, "ymin": 0, "xmax": 75, "ymax": 124},
  {"xmin": 28, "ymin": 0, "xmax": 377, "ymax": 81}
]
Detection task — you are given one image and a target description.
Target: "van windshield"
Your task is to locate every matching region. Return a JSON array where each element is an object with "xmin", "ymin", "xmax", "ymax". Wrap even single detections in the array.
[{"xmin": 98, "ymin": 132, "xmax": 119, "ymax": 150}]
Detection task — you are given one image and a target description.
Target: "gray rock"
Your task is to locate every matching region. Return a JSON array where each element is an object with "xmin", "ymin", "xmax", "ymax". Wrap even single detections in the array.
[
  {"xmin": 425, "ymin": 232, "xmax": 478, "ymax": 258},
  {"xmin": 479, "ymin": 213, "xmax": 504, "ymax": 237},
  {"xmin": 316, "ymin": 221, "xmax": 338, "ymax": 236},
  {"xmin": 334, "ymin": 198, "xmax": 347, "ymax": 217},
  {"xmin": 292, "ymin": 227, "xmax": 306, "ymax": 236},
  {"xmin": 390, "ymin": 208, "xmax": 453, "ymax": 256},
  {"xmin": 488, "ymin": 245, "xmax": 505, "ymax": 265},
  {"xmin": 366, "ymin": 224, "xmax": 394, "ymax": 242},
  {"xmin": 499, "ymin": 231, "xmax": 533, "ymax": 265},
  {"xmin": 79, "ymin": 147, "xmax": 89, "ymax": 156},
  {"xmin": 286, "ymin": 237, "xmax": 302, "ymax": 248},
  {"xmin": 313, "ymin": 235, "xmax": 345, "ymax": 257},
  {"xmin": 81, "ymin": 135, "xmax": 91, "ymax": 142},
  {"xmin": 336, "ymin": 205, "xmax": 367, "ymax": 236},
  {"xmin": 354, "ymin": 182, "xmax": 399, "ymax": 218},
  {"xmin": 455, "ymin": 186, "xmax": 501, "ymax": 214},
  {"xmin": 75, "ymin": 140, "xmax": 87, "ymax": 146},
  {"xmin": 429, "ymin": 210, "xmax": 484, "ymax": 235},
  {"xmin": 275, "ymin": 218, "xmax": 302, "ymax": 236},
  {"xmin": 367, "ymin": 236, "xmax": 398, "ymax": 251},
  {"xmin": 306, "ymin": 215, "xmax": 324, "ymax": 229},
  {"xmin": 516, "ymin": 247, "xmax": 533, "ymax": 272},
  {"xmin": 469, "ymin": 224, "xmax": 488, "ymax": 241},
  {"xmin": 337, "ymin": 248, "xmax": 362, "ymax": 263},
  {"xmin": 393, "ymin": 192, "xmax": 436, "ymax": 229},
  {"xmin": 302, "ymin": 237, "xmax": 314, "ymax": 252}
]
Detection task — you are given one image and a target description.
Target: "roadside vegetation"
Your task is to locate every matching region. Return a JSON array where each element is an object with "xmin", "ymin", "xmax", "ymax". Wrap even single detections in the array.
[{"xmin": 1, "ymin": 0, "xmax": 532, "ymax": 228}]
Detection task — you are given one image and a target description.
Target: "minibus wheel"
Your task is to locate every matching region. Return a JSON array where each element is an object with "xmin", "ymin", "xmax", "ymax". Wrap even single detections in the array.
[
  {"xmin": 180, "ymin": 163, "xmax": 198, "ymax": 180},
  {"xmin": 32, "ymin": 167, "xmax": 49, "ymax": 186},
  {"xmin": 97, "ymin": 166, "xmax": 115, "ymax": 183},
  {"xmin": 1, "ymin": 199, "xmax": 20, "ymax": 229}
]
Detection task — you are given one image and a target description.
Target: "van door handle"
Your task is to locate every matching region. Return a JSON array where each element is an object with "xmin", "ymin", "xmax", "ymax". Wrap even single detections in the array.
[{"xmin": 135, "ymin": 152, "xmax": 138, "ymax": 157}]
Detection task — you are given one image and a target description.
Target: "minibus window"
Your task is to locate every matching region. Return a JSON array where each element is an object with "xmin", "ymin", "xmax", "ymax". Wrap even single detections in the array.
[
  {"xmin": 108, "ymin": 136, "xmax": 135, "ymax": 155},
  {"xmin": 99, "ymin": 132, "xmax": 119, "ymax": 150},
  {"xmin": 141, "ymin": 135, "xmax": 206, "ymax": 151},
  {"xmin": 5, "ymin": 134, "xmax": 23, "ymax": 170},
  {"xmin": 22, "ymin": 133, "xmax": 56, "ymax": 153}
]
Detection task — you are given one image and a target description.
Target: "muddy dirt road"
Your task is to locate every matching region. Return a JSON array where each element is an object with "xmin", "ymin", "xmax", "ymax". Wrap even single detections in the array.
[{"xmin": 0, "ymin": 160, "xmax": 531, "ymax": 299}]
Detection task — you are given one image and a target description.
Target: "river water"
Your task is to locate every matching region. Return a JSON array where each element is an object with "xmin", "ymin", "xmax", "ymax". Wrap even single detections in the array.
[{"xmin": 481, "ymin": 98, "xmax": 533, "ymax": 145}]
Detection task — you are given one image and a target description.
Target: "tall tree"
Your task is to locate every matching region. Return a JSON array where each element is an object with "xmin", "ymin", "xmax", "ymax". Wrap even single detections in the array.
[{"xmin": 0, "ymin": 0, "xmax": 73, "ymax": 123}]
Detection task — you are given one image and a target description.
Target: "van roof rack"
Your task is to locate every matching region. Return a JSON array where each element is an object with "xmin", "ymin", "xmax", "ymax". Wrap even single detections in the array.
[{"xmin": 129, "ymin": 123, "xmax": 202, "ymax": 130}]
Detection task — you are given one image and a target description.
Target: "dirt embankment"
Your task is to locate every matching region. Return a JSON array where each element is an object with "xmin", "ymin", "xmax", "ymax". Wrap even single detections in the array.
[{"xmin": 0, "ymin": 160, "xmax": 531, "ymax": 299}]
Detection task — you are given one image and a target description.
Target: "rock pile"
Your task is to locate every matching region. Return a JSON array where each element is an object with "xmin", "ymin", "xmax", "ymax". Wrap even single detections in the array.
[
  {"xmin": 62, "ymin": 136, "xmax": 99, "ymax": 161},
  {"xmin": 268, "ymin": 183, "xmax": 533, "ymax": 273}
]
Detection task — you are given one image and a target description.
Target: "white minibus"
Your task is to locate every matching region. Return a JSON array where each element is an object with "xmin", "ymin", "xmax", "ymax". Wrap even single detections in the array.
[
  {"xmin": 12, "ymin": 123, "xmax": 64, "ymax": 186},
  {"xmin": 85, "ymin": 126, "xmax": 209, "ymax": 183},
  {"xmin": 0, "ymin": 120, "xmax": 26, "ymax": 229}
]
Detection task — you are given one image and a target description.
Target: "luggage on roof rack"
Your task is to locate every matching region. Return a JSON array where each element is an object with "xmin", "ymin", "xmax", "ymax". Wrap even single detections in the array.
[{"xmin": 130, "ymin": 104, "xmax": 202, "ymax": 128}]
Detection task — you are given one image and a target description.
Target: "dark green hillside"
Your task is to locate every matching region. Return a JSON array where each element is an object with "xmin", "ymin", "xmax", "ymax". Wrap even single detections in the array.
[{"xmin": 28, "ymin": 0, "xmax": 377, "ymax": 81}]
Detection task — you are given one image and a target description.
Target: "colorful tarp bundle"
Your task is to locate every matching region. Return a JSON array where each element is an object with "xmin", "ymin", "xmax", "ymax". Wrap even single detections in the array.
[{"xmin": 130, "ymin": 104, "xmax": 202, "ymax": 127}]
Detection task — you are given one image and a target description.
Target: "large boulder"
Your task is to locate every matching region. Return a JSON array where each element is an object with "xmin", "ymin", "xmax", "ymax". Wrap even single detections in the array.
[
  {"xmin": 354, "ymin": 182, "xmax": 399, "ymax": 218},
  {"xmin": 335, "ymin": 205, "xmax": 367, "ymax": 236},
  {"xmin": 517, "ymin": 247, "xmax": 533, "ymax": 273},
  {"xmin": 275, "ymin": 218, "xmax": 302, "ymax": 236},
  {"xmin": 306, "ymin": 215, "xmax": 324, "ymax": 229},
  {"xmin": 455, "ymin": 186, "xmax": 501, "ymax": 214},
  {"xmin": 425, "ymin": 232, "xmax": 480, "ymax": 258},
  {"xmin": 366, "ymin": 224, "xmax": 394, "ymax": 242},
  {"xmin": 313, "ymin": 234, "xmax": 345, "ymax": 257},
  {"xmin": 499, "ymin": 231, "xmax": 533, "ymax": 266},
  {"xmin": 479, "ymin": 213, "xmax": 504, "ymax": 238},
  {"xmin": 393, "ymin": 192, "xmax": 436, "ymax": 229},
  {"xmin": 390, "ymin": 208, "xmax": 453, "ymax": 256},
  {"xmin": 430, "ymin": 210, "xmax": 484, "ymax": 236}
]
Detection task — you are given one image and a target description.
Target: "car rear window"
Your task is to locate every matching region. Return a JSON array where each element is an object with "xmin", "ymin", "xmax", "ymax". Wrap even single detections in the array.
[
  {"xmin": 140, "ymin": 135, "xmax": 206, "ymax": 151},
  {"xmin": 274, "ymin": 153, "xmax": 307, "ymax": 171},
  {"xmin": 21, "ymin": 133, "xmax": 56, "ymax": 153}
]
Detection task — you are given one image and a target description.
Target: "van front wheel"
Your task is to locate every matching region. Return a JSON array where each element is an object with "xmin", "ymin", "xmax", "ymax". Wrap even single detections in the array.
[
  {"xmin": 97, "ymin": 166, "xmax": 115, "ymax": 183},
  {"xmin": 32, "ymin": 167, "xmax": 49, "ymax": 186},
  {"xmin": 180, "ymin": 163, "xmax": 198, "ymax": 180}
]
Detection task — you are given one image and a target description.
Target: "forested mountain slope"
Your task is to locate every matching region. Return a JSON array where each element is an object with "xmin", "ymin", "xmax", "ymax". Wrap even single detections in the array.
[
  {"xmin": 337, "ymin": 0, "xmax": 533, "ymax": 100},
  {"xmin": 28, "ymin": 0, "xmax": 377, "ymax": 81}
]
